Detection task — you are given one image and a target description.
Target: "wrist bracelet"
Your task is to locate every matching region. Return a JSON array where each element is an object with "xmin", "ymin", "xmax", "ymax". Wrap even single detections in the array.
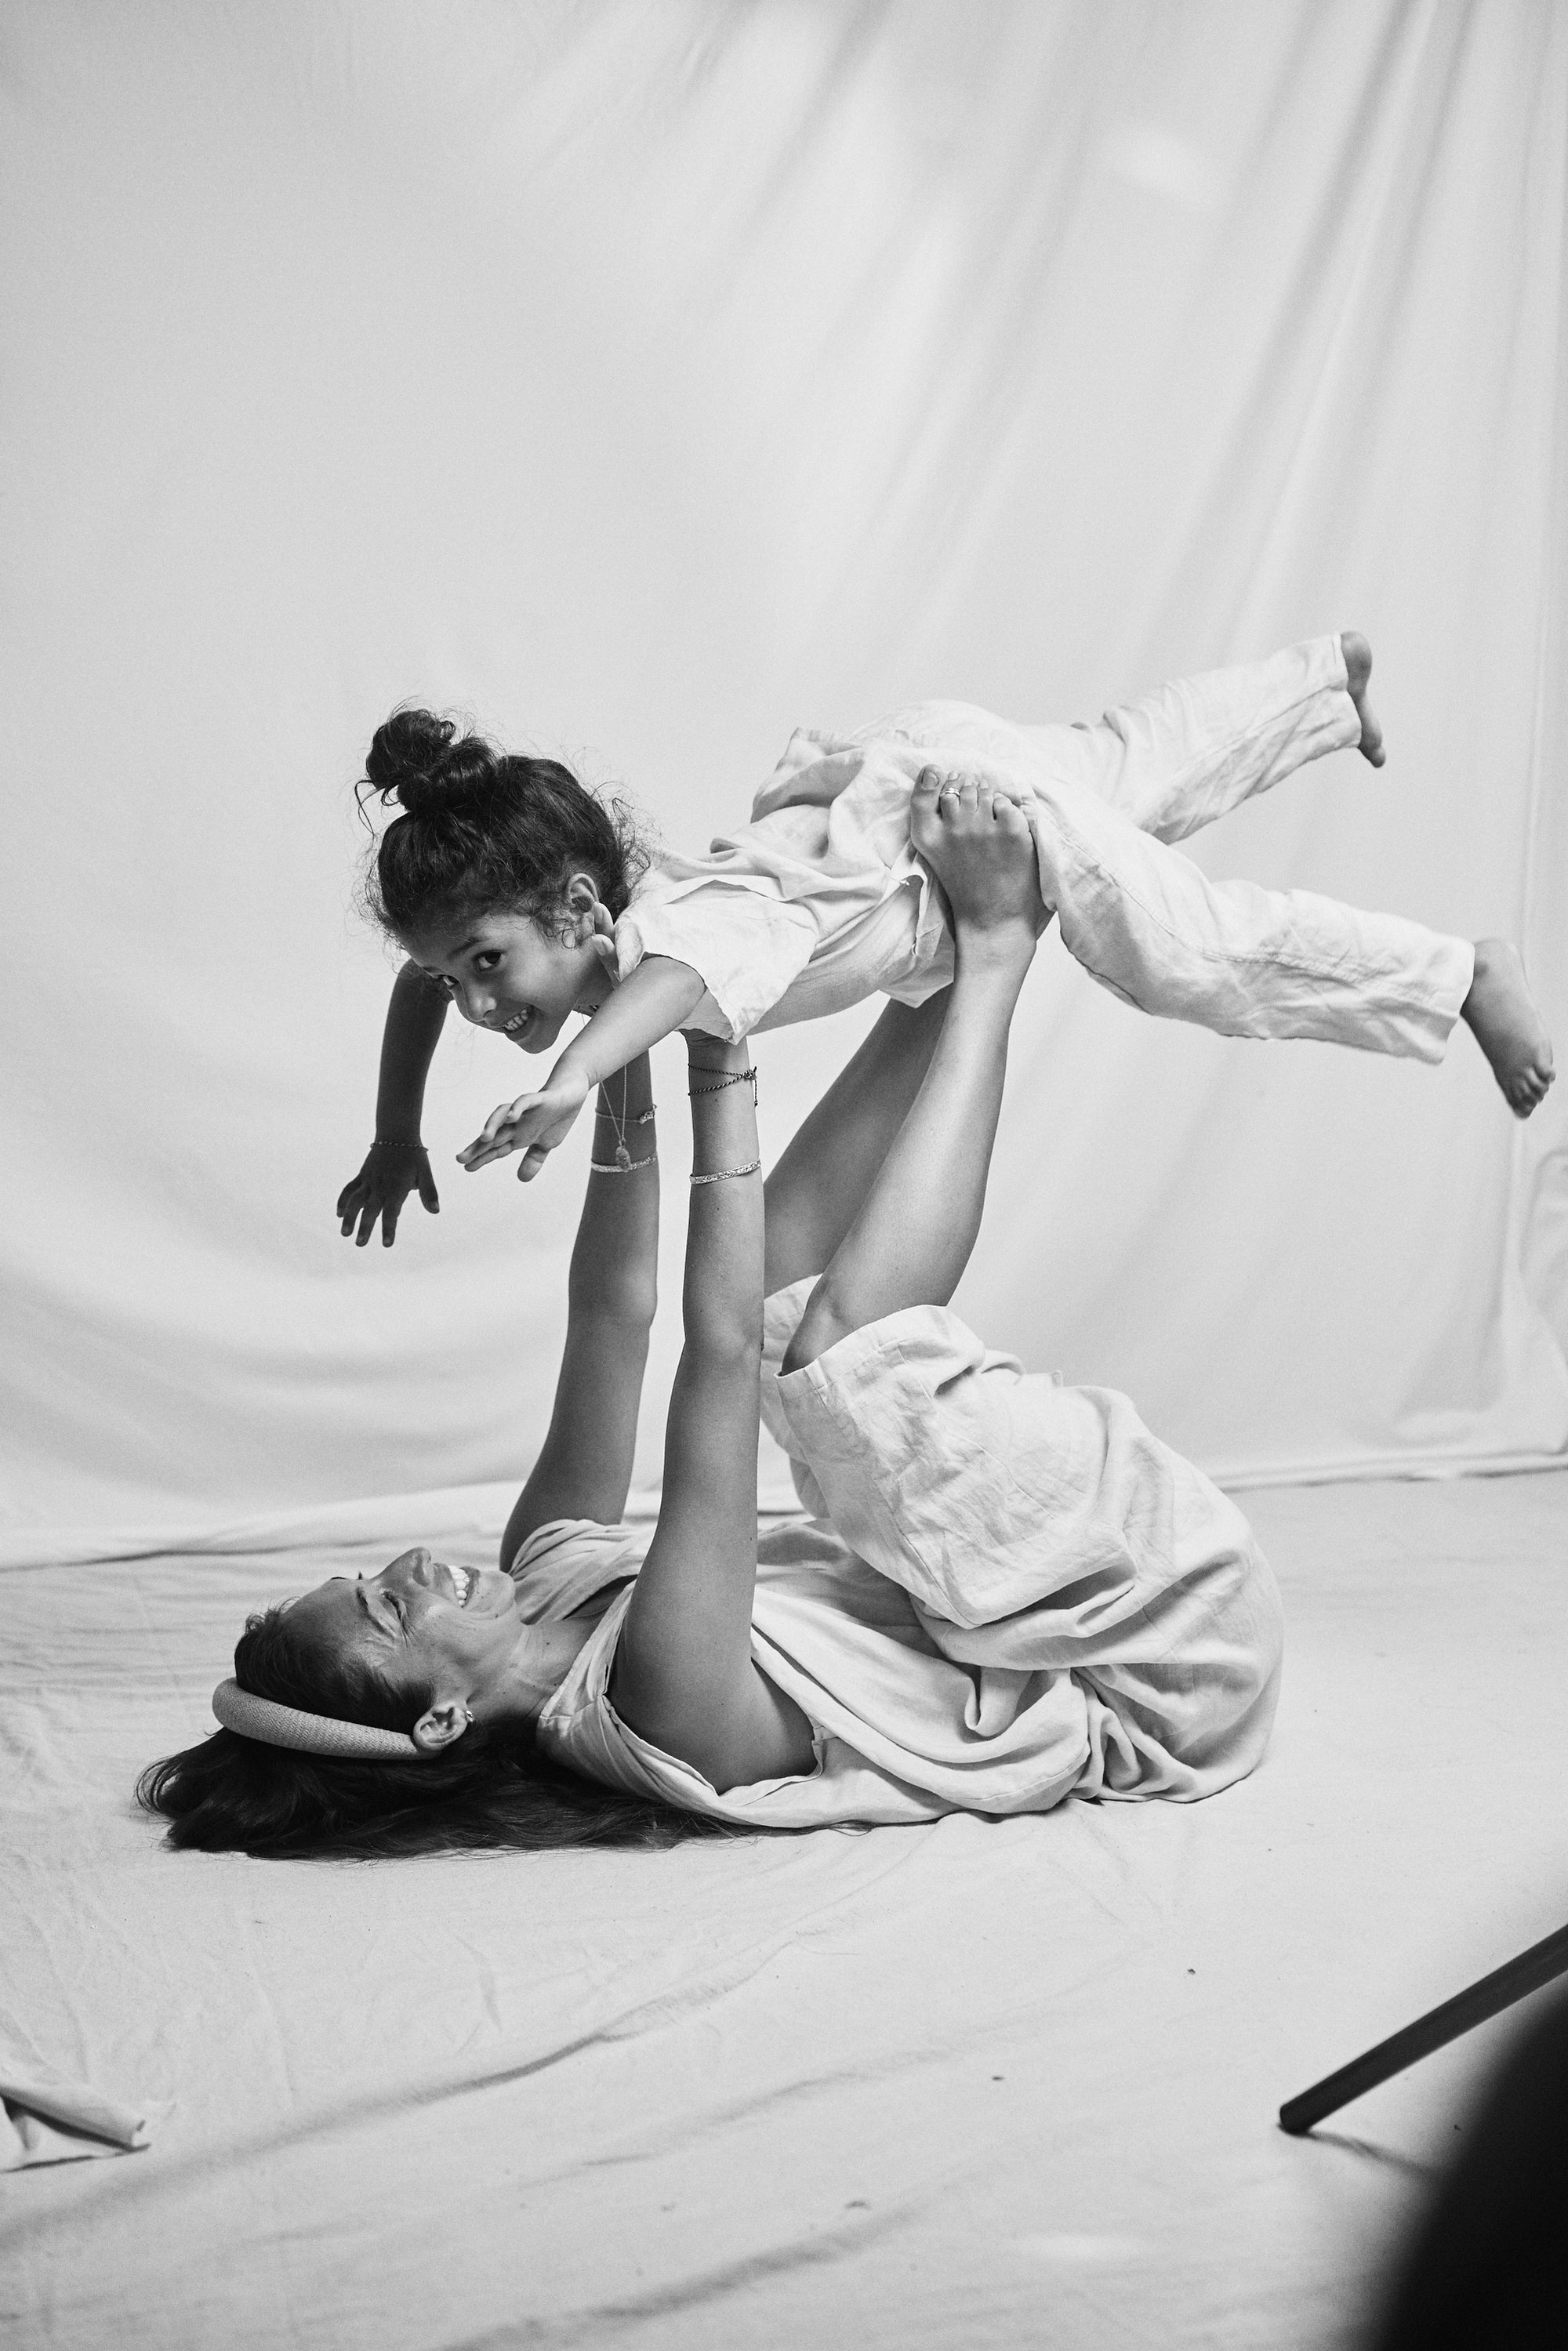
[
  {"xmin": 594, "ymin": 1104, "xmax": 657, "ymax": 1125},
  {"xmin": 688, "ymin": 1066, "xmax": 757, "ymax": 1101},
  {"xmin": 590, "ymin": 1152, "xmax": 658, "ymax": 1176},
  {"xmin": 689, "ymin": 1158, "xmax": 761, "ymax": 1185},
  {"xmin": 370, "ymin": 1137, "xmax": 424, "ymax": 1152}
]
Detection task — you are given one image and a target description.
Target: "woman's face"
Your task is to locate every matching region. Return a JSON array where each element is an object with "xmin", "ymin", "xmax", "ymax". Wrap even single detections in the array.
[
  {"xmin": 401, "ymin": 882, "xmax": 612, "ymax": 1055},
  {"xmin": 285, "ymin": 1547, "xmax": 525, "ymax": 1729}
]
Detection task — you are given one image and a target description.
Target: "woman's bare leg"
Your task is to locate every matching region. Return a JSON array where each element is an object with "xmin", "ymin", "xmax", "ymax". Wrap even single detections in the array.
[
  {"xmin": 782, "ymin": 775, "xmax": 1040, "ymax": 1373},
  {"xmin": 763, "ymin": 989, "xmax": 950, "ymax": 1295}
]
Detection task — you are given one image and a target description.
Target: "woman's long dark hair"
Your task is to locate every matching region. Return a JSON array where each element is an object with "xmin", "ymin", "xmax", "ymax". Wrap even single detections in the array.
[
  {"xmin": 358, "ymin": 708, "xmax": 651, "ymax": 941},
  {"xmin": 138, "ymin": 1602, "xmax": 747, "ymax": 1860}
]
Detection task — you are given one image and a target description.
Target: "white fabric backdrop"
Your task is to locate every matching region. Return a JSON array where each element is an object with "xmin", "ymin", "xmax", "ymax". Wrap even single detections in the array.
[{"xmin": 3, "ymin": 0, "xmax": 1566, "ymax": 1546}]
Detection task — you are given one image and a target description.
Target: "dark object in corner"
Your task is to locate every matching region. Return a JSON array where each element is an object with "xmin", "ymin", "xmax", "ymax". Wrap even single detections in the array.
[
  {"xmin": 1279, "ymin": 1921, "xmax": 1568, "ymax": 2134},
  {"xmin": 1367, "ymin": 1983, "xmax": 1568, "ymax": 2351}
]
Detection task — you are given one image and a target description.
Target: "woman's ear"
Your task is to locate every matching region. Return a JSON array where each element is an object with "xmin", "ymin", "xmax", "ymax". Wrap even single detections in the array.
[{"xmin": 411, "ymin": 1698, "xmax": 473, "ymax": 1755}]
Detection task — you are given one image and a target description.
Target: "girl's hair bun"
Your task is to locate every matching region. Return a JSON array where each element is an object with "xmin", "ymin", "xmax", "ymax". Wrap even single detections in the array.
[
  {"xmin": 365, "ymin": 708, "xmax": 497, "ymax": 819},
  {"xmin": 358, "ymin": 703, "xmax": 654, "ymax": 941}
]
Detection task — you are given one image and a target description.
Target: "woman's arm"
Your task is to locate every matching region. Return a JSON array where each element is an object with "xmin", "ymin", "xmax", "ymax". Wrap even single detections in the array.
[
  {"xmin": 609, "ymin": 1036, "xmax": 815, "ymax": 1790},
  {"xmin": 499, "ymin": 1055, "xmax": 660, "ymax": 1566}
]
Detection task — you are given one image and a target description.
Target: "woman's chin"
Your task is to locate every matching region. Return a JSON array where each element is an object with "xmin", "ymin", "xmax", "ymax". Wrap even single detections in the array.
[{"xmin": 474, "ymin": 1565, "xmax": 522, "ymax": 1616}]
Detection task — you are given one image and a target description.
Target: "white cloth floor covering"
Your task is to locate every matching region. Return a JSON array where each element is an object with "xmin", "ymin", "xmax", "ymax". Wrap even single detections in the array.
[{"xmin": 4, "ymin": 1471, "xmax": 1566, "ymax": 2349}]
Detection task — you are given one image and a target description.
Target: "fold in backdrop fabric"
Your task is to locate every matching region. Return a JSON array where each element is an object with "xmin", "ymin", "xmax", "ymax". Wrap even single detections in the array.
[{"xmin": 2, "ymin": 0, "xmax": 1566, "ymax": 1548}]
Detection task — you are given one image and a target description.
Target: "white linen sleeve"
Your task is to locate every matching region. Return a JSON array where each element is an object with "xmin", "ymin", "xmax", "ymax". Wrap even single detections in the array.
[{"xmin": 615, "ymin": 874, "xmax": 818, "ymax": 1041}]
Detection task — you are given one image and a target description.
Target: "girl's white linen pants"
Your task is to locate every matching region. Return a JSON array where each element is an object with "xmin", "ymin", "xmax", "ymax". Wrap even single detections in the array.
[{"xmin": 898, "ymin": 635, "xmax": 1475, "ymax": 1062}]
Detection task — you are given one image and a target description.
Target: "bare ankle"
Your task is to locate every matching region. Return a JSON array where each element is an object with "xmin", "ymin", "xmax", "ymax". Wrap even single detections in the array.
[{"xmin": 954, "ymin": 912, "xmax": 1036, "ymax": 968}]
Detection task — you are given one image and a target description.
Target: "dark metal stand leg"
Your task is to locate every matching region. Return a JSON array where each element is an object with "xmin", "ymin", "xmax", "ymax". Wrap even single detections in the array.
[{"xmin": 1279, "ymin": 1923, "xmax": 1568, "ymax": 2136}]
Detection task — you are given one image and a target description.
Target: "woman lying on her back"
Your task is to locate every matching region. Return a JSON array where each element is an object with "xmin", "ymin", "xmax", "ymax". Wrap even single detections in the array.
[{"xmin": 141, "ymin": 775, "xmax": 1283, "ymax": 1859}]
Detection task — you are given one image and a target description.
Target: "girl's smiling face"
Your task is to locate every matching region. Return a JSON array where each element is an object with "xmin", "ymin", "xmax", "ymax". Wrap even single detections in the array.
[{"xmin": 401, "ymin": 877, "xmax": 612, "ymax": 1053}]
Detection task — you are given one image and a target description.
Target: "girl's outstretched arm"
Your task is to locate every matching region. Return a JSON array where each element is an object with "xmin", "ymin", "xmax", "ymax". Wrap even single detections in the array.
[
  {"xmin": 609, "ymin": 1033, "xmax": 816, "ymax": 1791},
  {"xmin": 459, "ymin": 954, "xmax": 707, "ymax": 1181},
  {"xmin": 500, "ymin": 1054, "xmax": 661, "ymax": 1564},
  {"xmin": 336, "ymin": 960, "xmax": 450, "ymax": 1246}
]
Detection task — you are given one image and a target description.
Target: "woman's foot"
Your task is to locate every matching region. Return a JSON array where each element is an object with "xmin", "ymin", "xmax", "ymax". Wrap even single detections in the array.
[
  {"xmin": 1341, "ymin": 630, "xmax": 1385, "ymax": 767},
  {"xmin": 912, "ymin": 767, "xmax": 1046, "ymax": 950},
  {"xmin": 1462, "ymin": 940, "xmax": 1555, "ymax": 1116}
]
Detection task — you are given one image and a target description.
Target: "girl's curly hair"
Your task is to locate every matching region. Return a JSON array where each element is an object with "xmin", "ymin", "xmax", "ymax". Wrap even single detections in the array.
[{"xmin": 358, "ymin": 708, "xmax": 651, "ymax": 940}]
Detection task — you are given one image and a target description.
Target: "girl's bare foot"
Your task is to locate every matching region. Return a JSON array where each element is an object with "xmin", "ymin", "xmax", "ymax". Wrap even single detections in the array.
[
  {"xmin": 1341, "ymin": 630, "xmax": 1385, "ymax": 767},
  {"xmin": 1462, "ymin": 940, "xmax": 1555, "ymax": 1116},
  {"xmin": 912, "ymin": 767, "xmax": 1045, "ymax": 946}
]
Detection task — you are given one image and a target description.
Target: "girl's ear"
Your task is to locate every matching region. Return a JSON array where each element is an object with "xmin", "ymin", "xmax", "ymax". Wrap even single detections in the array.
[
  {"xmin": 588, "ymin": 899, "xmax": 619, "ymax": 978},
  {"xmin": 563, "ymin": 871, "xmax": 608, "ymax": 942}
]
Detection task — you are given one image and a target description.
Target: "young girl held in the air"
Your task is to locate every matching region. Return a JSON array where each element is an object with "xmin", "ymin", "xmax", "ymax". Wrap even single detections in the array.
[{"xmin": 337, "ymin": 633, "xmax": 1553, "ymax": 1246}]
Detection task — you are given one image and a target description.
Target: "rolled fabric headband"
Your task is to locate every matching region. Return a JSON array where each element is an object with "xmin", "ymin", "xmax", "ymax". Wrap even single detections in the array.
[{"xmin": 212, "ymin": 1677, "xmax": 419, "ymax": 1761}]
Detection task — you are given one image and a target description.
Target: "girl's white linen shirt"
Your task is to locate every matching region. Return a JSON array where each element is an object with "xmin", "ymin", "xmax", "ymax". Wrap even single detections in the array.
[{"xmin": 612, "ymin": 723, "xmax": 971, "ymax": 1042}]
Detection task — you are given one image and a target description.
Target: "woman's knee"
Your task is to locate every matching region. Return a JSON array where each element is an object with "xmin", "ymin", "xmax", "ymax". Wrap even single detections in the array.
[{"xmin": 780, "ymin": 1278, "xmax": 852, "ymax": 1377}]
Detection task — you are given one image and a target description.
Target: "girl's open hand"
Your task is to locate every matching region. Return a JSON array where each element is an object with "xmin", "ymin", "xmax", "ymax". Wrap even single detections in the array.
[
  {"xmin": 336, "ymin": 1141, "xmax": 440, "ymax": 1248},
  {"xmin": 459, "ymin": 1067, "xmax": 593, "ymax": 1182}
]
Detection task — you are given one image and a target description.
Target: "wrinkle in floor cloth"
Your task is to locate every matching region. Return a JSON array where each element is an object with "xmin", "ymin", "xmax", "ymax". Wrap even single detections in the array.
[
  {"xmin": 2, "ymin": 1, "xmax": 1566, "ymax": 1547},
  {"xmin": 0, "ymin": 2026, "xmax": 152, "ymax": 2171},
  {"xmin": 4, "ymin": 1475, "xmax": 1568, "ymax": 2349}
]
